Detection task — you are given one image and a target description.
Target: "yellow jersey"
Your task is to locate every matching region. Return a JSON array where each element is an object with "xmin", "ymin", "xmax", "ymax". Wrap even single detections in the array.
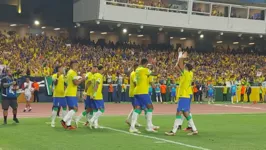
[
  {"xmin": 178, "ymin": 70, "xmax": 193, "ymax": 98},
  {"xmin": 129, "ymin": 71, "xmax": 136, "ymax": 98},
  {"xmin": 52, "ymin": 74, "xmax": 65, "ymax": 98},
  {"xmin": 85, "ymin": 72, "xmax": 95, "ymax": 97},
  {"xmin": 65, "ymin": 69, "xmax": 78, "ymax": 97},
  {"xmin": 93, "ymin": 73, "xmax": 103, "ymax": 100},
  {"xmin": 134, "ymin": 67, "xmax": 151, "ymax": 95}
]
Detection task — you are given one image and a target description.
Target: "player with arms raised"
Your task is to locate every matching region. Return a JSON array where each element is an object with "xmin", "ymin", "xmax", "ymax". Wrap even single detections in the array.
[
  {"xmin": 61, "ymin": 60, "xmax": 85, "ymax": 130},
  {"xmin": 165, "ymin": 52, "xmax": 198, "ymax": 136}
]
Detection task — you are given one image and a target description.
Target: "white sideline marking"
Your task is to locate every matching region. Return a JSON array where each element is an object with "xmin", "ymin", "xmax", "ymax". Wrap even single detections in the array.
[
  {"xmin": 78, "ymin": 121, "xmax": 210, "ymax": 150},
  {"xmin": 213, "ymin": 104, "xmax": 266, "ymax": 110}
]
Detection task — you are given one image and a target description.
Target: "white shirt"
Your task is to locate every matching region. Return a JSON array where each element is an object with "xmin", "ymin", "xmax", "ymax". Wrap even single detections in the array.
[
  {"xmin": 24, "ymin": 81, "xmax": 33, "ymax": 95},
  {"xmin": 107, "ymin": 75, "xmax": 112, "ymax": 83}
]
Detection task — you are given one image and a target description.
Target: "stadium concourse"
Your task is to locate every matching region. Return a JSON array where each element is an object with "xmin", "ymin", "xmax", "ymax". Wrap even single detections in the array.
[{"xmin": 0, "ymin": 30, "xmax": 265, "ymax": 86}]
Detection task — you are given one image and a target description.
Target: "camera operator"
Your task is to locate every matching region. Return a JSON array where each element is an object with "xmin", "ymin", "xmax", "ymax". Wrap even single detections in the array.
[{"xmin": 1, "ymin": 68, "xmax": 19, "ymax": 125}]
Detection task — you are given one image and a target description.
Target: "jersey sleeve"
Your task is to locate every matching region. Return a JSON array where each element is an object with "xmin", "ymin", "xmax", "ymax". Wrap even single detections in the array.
[
  {"xmin": 52, "ymin": 74, "xmax": 57, "ymax": 81},
  {"xmin": 69, "ymin": 71, "xmax": 77, "ymax": 81},
  {"xmin": 144, "ymin": 68, "xmax": 152, "ymax": 75}
]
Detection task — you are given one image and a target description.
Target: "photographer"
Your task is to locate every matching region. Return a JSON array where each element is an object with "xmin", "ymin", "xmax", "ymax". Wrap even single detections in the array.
[{"xmin": 1, "ymin": 68, "xmax": 19, "ymax": 125}]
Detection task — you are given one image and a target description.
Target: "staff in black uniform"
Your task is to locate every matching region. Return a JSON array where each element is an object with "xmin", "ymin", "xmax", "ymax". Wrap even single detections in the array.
[{"xmin": 1, "ymin": 68, "xmax": 19, "ymax": 125}]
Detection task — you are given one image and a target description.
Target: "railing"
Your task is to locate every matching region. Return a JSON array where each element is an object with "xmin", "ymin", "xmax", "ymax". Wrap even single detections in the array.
[
  {"xmin": 105, "ymin": 0, "xmax": 188, "ymax": 14},
  {"xmin": 105, "ymin": 0, "xmax": 265, "ymax": 21}
]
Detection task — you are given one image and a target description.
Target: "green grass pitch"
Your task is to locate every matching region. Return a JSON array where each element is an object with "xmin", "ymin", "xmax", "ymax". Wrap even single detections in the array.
[{"xmin": 0, "ymin": 114, "xmax": 266, "ymax": 150}]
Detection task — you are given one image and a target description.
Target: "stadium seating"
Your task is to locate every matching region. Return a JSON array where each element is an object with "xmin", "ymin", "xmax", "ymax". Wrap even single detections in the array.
[{"xmin": 0, "ymin": 30, "xmax": 265, "ymax": 86}]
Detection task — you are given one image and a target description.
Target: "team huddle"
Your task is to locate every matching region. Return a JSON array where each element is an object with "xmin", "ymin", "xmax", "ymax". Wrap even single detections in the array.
[{"xmin": 50, "ymin": 51, "xmax": 198, "ymax": 136}]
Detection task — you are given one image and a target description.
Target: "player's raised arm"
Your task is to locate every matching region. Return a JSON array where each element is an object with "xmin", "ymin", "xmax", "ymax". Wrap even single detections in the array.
[{"xmin": 175, "ymin": 51, "xmax": 187, "ymax": 73}]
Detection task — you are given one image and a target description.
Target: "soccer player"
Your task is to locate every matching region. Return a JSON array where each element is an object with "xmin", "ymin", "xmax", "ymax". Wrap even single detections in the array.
[
  {"xmin": 87, "ymin": 65, "xmax": 105, "ymax": 129},
  {"xmin": 23, "ymin": 77, "xmax": 33, "ymax": 112},
  {"xmin": 75, "ymin": 66, "xmax": 97, "ymax": 127},
  {"xmin": 165, "ymin": 52, "xmax": 198, "ymax": 136},
  {"xmin": 126, "ymin": 63, "xmax": 142, "ymax": 127},
  {"xmin": 61, "ymin": 60, "xmax": 85, "ymax": 130},
  {"xmin": 1, "ymin": 68, "xmax": 19, "ymax": 124},
  {"xmin": 129, "ymin": 58, "xmax": 158, "ymax": 133},
  {"xmin": 230, "ymin": 81, "xmax": 238, "ymax": 104},
  {"xmin": 207, "ymin": 83, "xmax": 215, "ymax": 104},
  {"xmin": 51, "ymin": 65, "xmax": 67, "ymax": 127}
]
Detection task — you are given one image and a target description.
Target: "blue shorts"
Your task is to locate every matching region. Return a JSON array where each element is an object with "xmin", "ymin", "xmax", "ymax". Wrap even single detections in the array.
[
  {"xmin": 134, "ymin": 94, "xmax": 152, "ymax": 109},
  {"xmin": 66, "ymin": 96, "xmax": 78, "ymax": 108},
  {"xmin": 171, "ymin": 92, "xmax": 176, "ymax": 97},
  {"xmin": 84, "ymin": 96, "xmax": 93, "ymax": 109},
  {"xmin": 130, "ymin": 97, "xmax": 146, "ymax": 110},
  {"xmin": 232, "ymin": 92, "xmax": 236, "ymax": 96},
  {"xmin": 177, "ymin": 97, "xmax": 191, "ymax": 112},
  {"xmin": 53, "ymin": 97, "xmax": 67, "ymax": 108},
  {"xmin": 93, "ymin": 100, "xmax": 105, "ymax": 109},
  {"xmin": 156, "ymin": 93, "xmax": 160, "ymax": 97},
  {"xmin": 208, "ymin": 92, "xmax": 214, "ymax": 97}
]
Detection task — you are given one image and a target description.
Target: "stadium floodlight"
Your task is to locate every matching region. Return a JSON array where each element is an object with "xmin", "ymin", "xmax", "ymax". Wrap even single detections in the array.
[
  {"xmin": 180, "ymin": 29, "xmax": 184, "ymax": 32},
  {"xmin": 233, "ymin": 42, "xmax": 239, "ymax": 44},
  {"xmin": 220, "ymin": 32, "xmax": 223, "ymax": 35},
  {"xmin": 10, "ymin": 24, "xmax": 17, "ymax": 27},
  {"xmin": 260, "ymin": 35, "xmax": 263, "ymax": 38},
  {"xmin": 54, "ymin": 28, "xmax": 60, "ymax": 31},
  {"xmin": 41, "ymin": 26, "xmax": 46, "ymax": 29},
  {"xmin": 180, "ymin": 38, "xmax": 186, "ymax": 40},
  {"xmin": 76, "ymin": 23, "xmax": 80, "ymax": 27},
  {"xmin": 238, "ymin": 34, "xmax": 242, "ymax": 37},
  {"xmin": 34, "ymin": 20, "xmax": 40, "ymax": 26},
  {"xmin": 117, "ymin": 23, "xmax": 121, "ymax": 27},
  {"xmin": 200, "ymin": 34, "xmax": 204, "ymax": 38},
  {"xmin": 96, "ymin": 20, "xmax": 100, "ymax": 25},
  {"xmin": 250, "ymin": 36, "xmax": 253, "ymax": 40},
  {"xmin": 137, "ymin": 34, "xmax": 143, "ymax": 37},
  {"xmin": 101, "ymin": 32, "xmax": 107, "ymax": 35},
  {"xmin": 159, "ymin": 27, "xmax": 163, "ymax": 31},
  {"xmin": 140, "ymin": 25, "xmax": 144, "ymax": 29},
  {"xmin": 249, "ymin": 43, "xmax": 255, "ymax": 45},
  {"xmin": 198, "ymin": 31, "xmax": 202, "ymax": 34},
  {"xmin": 123, "ymin": 28, "xmax": 127, "ymax": 33},
  {"xmin": 74, "ymin": 26, "xmax": 77, "ymax": 28},
  {"xmin": 170, "ymin": 37, "xmax": 174, "ymax": 39},
  {"xmin": 128, "ymin": 34, "xmax": 132, "ymax": 36},
  {"xmin": 90, "ymin": 31, "xmax": 94, "ymax": 34},
  {"xmin": 217, "ymin": 41, "xmax": 223, "ymax": 44}
]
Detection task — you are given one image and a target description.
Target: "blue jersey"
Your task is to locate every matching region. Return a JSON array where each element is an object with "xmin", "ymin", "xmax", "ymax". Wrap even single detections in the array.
[
  {"xmin": 171, "ymin": 84, "xmax": 176, "ymax": 93},
  {"xmin": 208, "ymin": 85, "xmax": 214, "ymax": 93},
  {"xmin": 148, "ymin": 86, "xmax": 153, "ymax": 93},
  {"xmin": 231, "ymin": 85, "xmax": 236, "ymax": 93}
]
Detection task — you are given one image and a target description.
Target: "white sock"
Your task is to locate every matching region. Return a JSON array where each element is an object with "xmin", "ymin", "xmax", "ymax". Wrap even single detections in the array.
[
  {"xmin": 127, "ymin": 109, "xmax": 133, "ymax": 122},
  {"xmin": 156, "ymin": 96, "xmax": 158, "ymax": 102},
  {"xmin": 62, "ymin": 109, "xmax": 67, "ymax": 119},
  {"xmin": 180, "ymin": 115, "xmax": 185, "ymax": 126},
  {"xmin": 66, "ymin": 117, "xmax": 72, "ymax": 126},
  {"xmin": 231, "ymin": 97, "xmax": 233, "ymax": 103},
  {"xmin": 94, "ymin": 118, "xmax": 99, "ymax": 126},
  {"xmin": 51, "ymin": 110, "xmax": 57, "ymax": 123},
  {"xmin": 63, "ymin": 110, "xmax": 75, "ymax": 123},
  {"xmin": 76, "ymin": 111, "xmax": 86, "ymax": 122},
  {"xmin": 146, "ymin": 111, "xmax": 153, "ymax": 129},
  {"xmin": 172, "ymin": 118, "xmax": 182, "ymax": 133},
  {"xmin": 89, "ymin": 110, "xmax": 103, "ymax": 123},
  {"xmin": 130, "ymin": 111, "xmax": 139, "ymax": 129},
  {"xmin": 188, "ymin": 118, "xmax": 197, "ymax": 131},
  {"xmin": 188, "ymin": 113, "xmax": 192, "ymax": 127}
]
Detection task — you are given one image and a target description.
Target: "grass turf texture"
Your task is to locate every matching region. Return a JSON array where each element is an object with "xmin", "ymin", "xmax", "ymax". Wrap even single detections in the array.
[{"xmin": 0, "ymin": 114, "xmax": 266, "ymax": 150}]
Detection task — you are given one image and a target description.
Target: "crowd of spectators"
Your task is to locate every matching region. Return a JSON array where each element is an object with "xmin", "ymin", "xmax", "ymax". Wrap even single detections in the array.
[{"xmin": 1, "ymin": 30, "xmax": 266, "ymax": 87}]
